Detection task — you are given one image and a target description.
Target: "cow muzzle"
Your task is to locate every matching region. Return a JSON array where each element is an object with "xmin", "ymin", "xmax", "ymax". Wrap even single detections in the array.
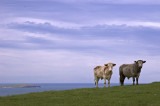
[
  {"xmin": 108, "ymin": 67, "xmax": 112, "ymax": 71},
  {"xmin": 109, "ymin": 69, "xmax": 112, "ymax": 72}
]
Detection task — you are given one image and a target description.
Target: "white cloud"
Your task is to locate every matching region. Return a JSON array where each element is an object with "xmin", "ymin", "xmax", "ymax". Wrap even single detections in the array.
[
  {"xmin": 0, "ymin": 28, "xmax": 26, "ymax": 41},
  {"xmin": 0, "ymin": 48, "xmax": 159, "ymax": 83},
  {"xmin": 0, "ymin": 49, "xmax": 100, "ymax": 83},
  {"xmin": 13, "ymin": 17, "xmax": 81, "ymax": 29},
  {"xmin": 45, "ymin": 0, "xmax": 160, "ymax": 4},
  {"xmin": 10, "ymin": 17, "xmax": 160, "ymax": 29},
  {"xmin": 0, "ymin": 0, "xmax": 160, "ymax": 83},
  {"xmin": 97, "ymin": 20, "xmax": 160, "ymax": 29},
  {"xmin": 108, "ymin": 0, "xmax": 160, "ymax": 4}
]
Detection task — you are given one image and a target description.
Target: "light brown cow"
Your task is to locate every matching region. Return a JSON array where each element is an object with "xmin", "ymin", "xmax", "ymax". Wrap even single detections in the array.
[{"xmin": 94, "ymin": 63, "xmax": 116, "ymax": 88}]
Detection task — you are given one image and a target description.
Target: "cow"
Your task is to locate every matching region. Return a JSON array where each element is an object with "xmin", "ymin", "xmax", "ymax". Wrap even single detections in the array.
[
  {"xmin": 119, "ymin": 60, "xmax": 146, "ymax": 86},
  {"xmin": 94, "ymin": 63, "xmax": 116, "ymax": 88}
]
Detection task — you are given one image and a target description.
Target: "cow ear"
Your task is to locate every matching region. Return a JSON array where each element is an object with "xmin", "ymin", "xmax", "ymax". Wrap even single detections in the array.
[
  {"xmin": 134, "ymin": 61, "xmax": 137, "ymax": 63},
  {"xmin": 113, "ymin": 64, "xmax": 116, "ymax": 66},
  {"xmin": 143, "ymin": 61, "xmax": 146, "ymax": 63},
  {"xmin": 104, "ymin": 64, "xmax": 108, "ymax": 66}
]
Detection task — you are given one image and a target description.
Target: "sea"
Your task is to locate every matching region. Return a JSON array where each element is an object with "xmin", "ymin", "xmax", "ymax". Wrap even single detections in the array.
[{"xmin": 0, "ymin": 83, "xmax": 123, "ymax": 97}]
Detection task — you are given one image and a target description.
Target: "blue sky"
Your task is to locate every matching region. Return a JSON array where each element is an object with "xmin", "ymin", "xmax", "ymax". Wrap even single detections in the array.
[{"xmin": 0, "ymin": 0, "xmax": 160, "ymax": 83}]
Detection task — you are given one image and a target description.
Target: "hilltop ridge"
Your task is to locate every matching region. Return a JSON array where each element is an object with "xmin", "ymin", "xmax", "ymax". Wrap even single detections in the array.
[{"xmin": 0, "ymin": 82, "xmax": 159, "ymax": 106}]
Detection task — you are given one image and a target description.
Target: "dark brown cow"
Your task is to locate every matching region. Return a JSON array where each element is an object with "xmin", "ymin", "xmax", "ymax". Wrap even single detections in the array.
[{"xmin": 119, "ymin": 60, "xmax": 146, "ymax": 86}]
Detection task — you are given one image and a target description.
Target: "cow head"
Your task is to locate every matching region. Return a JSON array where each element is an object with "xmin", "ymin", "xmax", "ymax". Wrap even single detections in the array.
[
  {"xmin": 104, "ymin": 63, "xmax": 116, "ymax": 71},
  {"xmin": 134, "ymin": 60, "xmax": 146, "ymax": 68}
]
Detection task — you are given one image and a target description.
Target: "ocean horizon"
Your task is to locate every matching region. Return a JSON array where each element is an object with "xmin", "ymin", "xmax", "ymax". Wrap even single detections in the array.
[{"xmin": 0, "ymin": 83, "xmax": 135, "ymax": 97}]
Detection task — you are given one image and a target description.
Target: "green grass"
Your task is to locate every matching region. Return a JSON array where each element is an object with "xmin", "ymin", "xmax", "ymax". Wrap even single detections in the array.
[{"xmin": 0, "ymin": 82, "xmax": 160, "ymax": 106}]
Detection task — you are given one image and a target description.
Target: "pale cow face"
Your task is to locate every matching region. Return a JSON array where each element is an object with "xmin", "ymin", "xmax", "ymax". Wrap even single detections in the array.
[
  {"xmin": 134, "ymin": 60, "xmax": 146, "ymax": 68},
  {"xmin": 104, "ymin": 63, "xmax": 116, "ymax": 71}
]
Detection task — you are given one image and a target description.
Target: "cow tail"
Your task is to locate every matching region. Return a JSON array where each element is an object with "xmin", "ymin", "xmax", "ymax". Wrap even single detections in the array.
[
  {"xmin": 119, "ymin": 66, "xmax": 123, "ymax": 76},
  {"xmin": 119, "ymin": 66, "xmax": 125, "ymax": 86}
]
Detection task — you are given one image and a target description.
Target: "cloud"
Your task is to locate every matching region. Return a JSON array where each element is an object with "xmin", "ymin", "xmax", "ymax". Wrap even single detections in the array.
[
  {"xmin": 27, "ymin": 0, "xmax": 160, "ymax": 4},
  {"xmin": 106, "ymin": 0, "xmax": 160, "ymax": 4},
  {"xmin": 1, "ymin": 18, "xmax": 159, "ymax": 56},
  {"xmin": 0, "ymin": 0, "xmax": 160, "ymax": 83},
  {"xmin": 0, "ymin": 48, "xmax": 159, "ymax": 83},
  {"xmin": 7, "ymin": 17, "xmax": 160, "ymax": 30},
  {"xmin": 12, "ymin": 18, "xmax": 81, "ymax": 29},
  {"xmin": 103, "ymin": 21, "xmax": 160, "ymax": 28},
  {"xmin": 0, "ymin": 49, "xmax": 100, "ymax": 83},
  {"xmin": 1, "ymin": 1, "xmax": 160, "ymax": 25}
]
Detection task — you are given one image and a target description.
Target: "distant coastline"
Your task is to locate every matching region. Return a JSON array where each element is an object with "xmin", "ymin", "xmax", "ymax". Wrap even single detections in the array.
[
  {"xmin": 0, "ymin": 83, "xmax": 133, "ymax": 97},
  {"xmin": 0, "ymin": 84, "xmax": 40, "ymax": 88}
]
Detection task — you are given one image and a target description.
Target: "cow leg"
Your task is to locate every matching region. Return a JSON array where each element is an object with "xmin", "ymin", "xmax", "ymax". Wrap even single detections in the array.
[
  {"xmin": 95, "ymin": 77, "xmax": 99, "ymax": 88},
  {"xmin": 94, "ymin": 74, "xmax": 99, "ymax": 88},
  {"xmin": 120, "ymin": 75, "xmax": 125, "ymax": 86},
  {"xmin": 108, "ymin": 80, "xmax": 110, "ymax": 87},
  {"xmin": 133, "ymin": 77, "xmax": 135, "ymax": 85},
  {"xmin": 104, "ymin": 78, "xmax": 106, "ymax": 88},
  {"xmin": 96, "ymin": 80, "xmax": 98, "ymax": 88},
  {"xmin": 136, "ymin": 77, "xmax": 139, "ymax": 85}
]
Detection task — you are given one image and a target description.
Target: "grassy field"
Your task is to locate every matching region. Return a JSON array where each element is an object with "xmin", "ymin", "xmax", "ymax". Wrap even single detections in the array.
[{"xmin": 0, "ymin": 82, "xmax": 159, "ymax": 106}]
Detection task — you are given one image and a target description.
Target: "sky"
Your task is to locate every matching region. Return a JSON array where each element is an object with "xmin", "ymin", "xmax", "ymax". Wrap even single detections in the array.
[{"xmin": 0, "ymin": 0, "xmax": 160, "ymax": 83}]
